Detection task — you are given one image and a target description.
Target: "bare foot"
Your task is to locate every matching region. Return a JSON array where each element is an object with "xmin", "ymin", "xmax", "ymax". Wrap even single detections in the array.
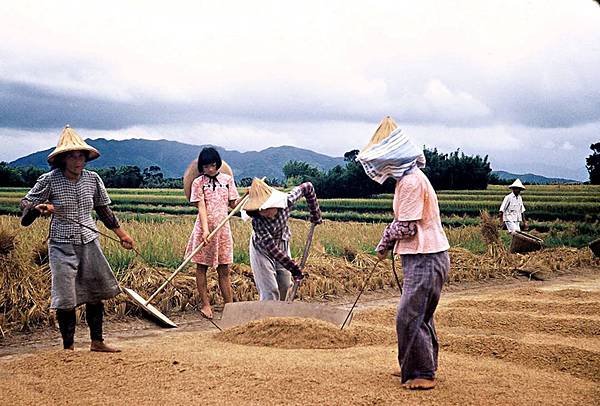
[
  {"xmin": 200, "ymin": 305, "xmax": 213, "ymax": 319},
  {"xmin": 90, "ymin": 340, "xmax": 121, "ymax": 353},
  {"xmin": 403, "ymin": 378, "xmax": 436, "ymax": 390}
]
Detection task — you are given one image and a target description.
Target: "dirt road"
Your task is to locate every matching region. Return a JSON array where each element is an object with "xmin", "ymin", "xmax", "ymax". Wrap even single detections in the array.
[{"xmin": 1, "ymin": 269, "xmax": 599, "ymax": 405}]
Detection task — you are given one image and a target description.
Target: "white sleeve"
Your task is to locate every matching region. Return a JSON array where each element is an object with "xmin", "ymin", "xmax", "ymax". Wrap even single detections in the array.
[{"xmin": 499, "ymin": 195, "xmax": 509, "ymax": 212}]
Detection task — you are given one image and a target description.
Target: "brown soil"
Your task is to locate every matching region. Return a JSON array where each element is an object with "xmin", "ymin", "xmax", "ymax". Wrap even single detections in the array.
[{"xmin": 1, "ymin": 270, "xmax": 599, "ymax": 405}]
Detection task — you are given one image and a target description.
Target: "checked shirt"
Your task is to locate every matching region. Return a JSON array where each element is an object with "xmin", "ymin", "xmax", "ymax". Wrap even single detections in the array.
[
  {"xmin": 251, "ymin": 182, "xmax": 321, "ymax": 276},
  {"xmin": 23, "ymin": 169, "xmax": 111, "ymax": 244}
]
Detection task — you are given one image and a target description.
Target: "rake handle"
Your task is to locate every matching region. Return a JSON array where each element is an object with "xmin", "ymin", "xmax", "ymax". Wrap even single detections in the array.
[
  {"xmin": 286, "ymin": 222, "xmax": 317, "ymax": 302},
  {"xmin": 144, "ymin": 192, "xmax": 249, "ymax": 305},
  {"xmin": 340, "ymin": 259, "xmax": 381, "ymax": 330}
]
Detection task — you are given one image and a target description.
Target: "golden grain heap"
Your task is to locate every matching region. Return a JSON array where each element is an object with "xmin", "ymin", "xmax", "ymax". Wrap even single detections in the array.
[{"xmin": 215, "ymin": 317, "xmax": 358, "ymax": 349}]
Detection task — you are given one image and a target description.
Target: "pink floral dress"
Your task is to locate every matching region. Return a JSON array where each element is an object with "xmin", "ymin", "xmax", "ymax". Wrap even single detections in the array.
[{"xmin": 185, "ymin": 173, "xmax": 240, "ymax": 267}]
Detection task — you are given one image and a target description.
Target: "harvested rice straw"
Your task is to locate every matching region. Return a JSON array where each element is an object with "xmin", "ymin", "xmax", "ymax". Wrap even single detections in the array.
[
  {"xmin": 0, "ymin": 228, "xmax": 17, "ymax": 256},
  {"xmin": 480, "ymin": 210, "xmax": 504, "ymax": 257}
]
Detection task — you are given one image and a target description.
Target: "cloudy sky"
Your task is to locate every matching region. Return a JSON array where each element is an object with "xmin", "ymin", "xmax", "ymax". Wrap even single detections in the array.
[{"xmin": 1, "ymin": 0, "xmax": 599, "ymax": 180}]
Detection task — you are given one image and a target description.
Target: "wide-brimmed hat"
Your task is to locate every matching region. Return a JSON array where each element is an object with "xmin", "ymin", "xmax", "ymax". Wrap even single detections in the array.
[
  {"xmin": 360, "ymin": 116, "xmax": 398, "ymax": 152},
  {"xmin": 508, "ymin": 179, "xmax": 526, "ymax": 190},
  {"xmin": 242, "ymin": 178, "xmax": 288, "ymax": 212},
  {"xmin": 47, "ymin": 125, "xmax": 100, "ymax": 164},
  {"xmin": 183, "ymin": 159, "xmax": 233, "ymax": 201}
]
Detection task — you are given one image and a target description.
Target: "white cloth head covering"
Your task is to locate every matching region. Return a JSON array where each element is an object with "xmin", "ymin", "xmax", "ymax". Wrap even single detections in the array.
[{"xmin": 357, "ymin": 119, "xmax": 425, "ymax": 184}]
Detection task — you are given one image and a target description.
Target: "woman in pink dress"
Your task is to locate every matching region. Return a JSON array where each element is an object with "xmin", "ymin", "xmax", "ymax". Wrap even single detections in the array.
[{"xmin": 185, "ymin": 147, "xmax": 240, "ymax": 319}]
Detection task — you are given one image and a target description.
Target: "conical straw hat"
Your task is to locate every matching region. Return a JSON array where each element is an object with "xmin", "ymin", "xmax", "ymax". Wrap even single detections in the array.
[
  {"xmin": 242, "ymin": 178, "xmax": 288, "ymax": 212},
  {"xmin": 508, "ymin": 178, "xmax": 526, "ymax": 190},
  {"xmin": 183, "ymin": 159, "xmax": 233, "ymax": 201},
  {"xmin": 360, "ymin": 116, "xmax": 398, "ymax": 153},
  {"xmin": 47, "ymin": 125, "xmax": 100, "ymax": 164}
]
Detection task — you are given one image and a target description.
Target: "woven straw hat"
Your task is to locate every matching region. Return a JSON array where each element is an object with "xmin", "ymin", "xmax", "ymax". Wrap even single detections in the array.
[
  {"xmin": 183, "ymin": 159, "xmax": 233, "ymax": 201},
  {"xmin": 242, "ymin": 178, "xmax": 288, "ymax": 212},
  {"xmin": 360, "ymin": 116, "xmax": 398, "ymax": 153},
  {"xmin": 508, "ymin": 178, "xmax": 526, "ymax": 190},
  {"xmin": 47, "ymin": 125, "xmax": 100, "ymax": 164}
]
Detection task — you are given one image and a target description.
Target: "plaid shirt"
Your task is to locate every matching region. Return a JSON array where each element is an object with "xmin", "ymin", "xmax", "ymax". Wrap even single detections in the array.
[
  {"xmin": 376, "ymin": 220, "xmax": 417, "ymax": 252},
  {"xmin": 251, "ymin": 182, "xmax": 321, "ymax": 275},
  {"xmin": 23, "ymin": 169, "xmax": 111, "ymax": 244}
]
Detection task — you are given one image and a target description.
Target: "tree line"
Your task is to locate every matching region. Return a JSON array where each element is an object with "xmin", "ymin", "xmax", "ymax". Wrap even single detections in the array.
[
  {"xmin": 2, "ymin": 142, "xmax": 598, "ymax": 191},
  {"xmin": 280, "ymin": 147, "xmax": 495, "ymax": 198},
  {"xmin": 0, "ymin": 163, "xmax": 182, "ymax": 188}
]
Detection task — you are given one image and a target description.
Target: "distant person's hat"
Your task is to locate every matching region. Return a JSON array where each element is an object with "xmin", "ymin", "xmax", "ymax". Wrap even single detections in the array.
[
  {"xmin": 47, "ymin": 125, "xmax": 100, "ymax": 164},
  {"xmin": 183, "ymin": 159, "xmax": 233, "ymax": 201},
  {"xmin": 508, "ymin": 179, "xmax": 526, "ymax": 190},
  {"xmin": 242, "ymin": 178, "xmax": 288, "ymax": 212}
]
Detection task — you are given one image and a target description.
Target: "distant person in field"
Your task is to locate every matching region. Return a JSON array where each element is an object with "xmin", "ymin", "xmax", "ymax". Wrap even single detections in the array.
[
  {"xmin": 499, "ymin": 179, "xmax": 528, "ymax": 234},
  {"xmin": 242, "ymin": 178, "xmax": 322, "ymax": 301},
  {"xmin": 357, "ymin": 117, "xmax": 450, "ymax": 390},
  {"xmin": 20, "ymin": 125, "xmax": 135, "ymax": 352},
  {"xmin": 184, "ymin": 147, "xmax": 240, "ymax": 319}
]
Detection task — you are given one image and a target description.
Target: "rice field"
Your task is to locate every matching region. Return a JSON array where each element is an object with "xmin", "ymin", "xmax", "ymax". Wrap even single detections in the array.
[
  {"xmin": 1, "ymin": 184, "xmax": 598, "ymax": 249},
  {"xmin": 1, "ymin": 184, "xmax": 599, "ymax": 222},
  {"xmin": 1, "ymin": 210, "xmax": 599, "ymax": 335}
]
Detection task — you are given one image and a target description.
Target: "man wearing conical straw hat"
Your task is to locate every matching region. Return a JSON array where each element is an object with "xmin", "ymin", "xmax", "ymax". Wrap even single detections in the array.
[
  {"xmin": 20, "ymin": 125, "xmax": 135, "ymax": 352},
  {"xmin": 499, "ymin": 178, "xmax": 528, "ymax": 234},
  {"xmin": 242, "ymin": 178, "xmax": 322, "ymax": 300},
  {"xmin": 357, "ymin": 117, "xmax": 450, "ymax": 390}
]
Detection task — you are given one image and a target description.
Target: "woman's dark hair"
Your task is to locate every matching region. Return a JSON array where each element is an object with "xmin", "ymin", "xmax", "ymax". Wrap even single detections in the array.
[
  {"xmin": 244, "ymin": 210, "xmax": 260, "ymax": 219},
  {"xmin": 197, "ymin": 147, "xmax": 222, "ymax": 172},
  {"xmin": 50, "ymin": 150, "xmax": 90, "ymax": 170}
]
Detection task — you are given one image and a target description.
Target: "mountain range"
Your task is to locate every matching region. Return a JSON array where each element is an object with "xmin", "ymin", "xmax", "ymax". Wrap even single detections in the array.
[
  {"xmin": 9, "ymin": 138, "xmax": 345, "ymax": 180},
  {"xmin": 9, "ymin": 138, "xmax": 580, "ymax": 184},
  {"xmin": 491, "ymin": 170, "xmax": 579, "ymax": 185}
]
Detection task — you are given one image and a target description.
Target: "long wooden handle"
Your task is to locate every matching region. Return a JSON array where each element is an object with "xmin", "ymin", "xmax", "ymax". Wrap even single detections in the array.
[
  {"xmin": 144, "ymin": 192, "xmax": 250, "ymax": 305},
  {"xmin": 299, "ymin": 222, "xmax": 316, "ymax": 270}
]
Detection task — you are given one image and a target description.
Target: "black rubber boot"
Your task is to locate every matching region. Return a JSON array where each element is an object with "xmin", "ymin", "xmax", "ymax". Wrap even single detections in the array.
[
  {"xmin": 56, "ymin": 309, "xmax": 76, "ymax": 349},
  {"xmin": 86, "ymin": 302, "xmax": 104, "ymax": 342}
]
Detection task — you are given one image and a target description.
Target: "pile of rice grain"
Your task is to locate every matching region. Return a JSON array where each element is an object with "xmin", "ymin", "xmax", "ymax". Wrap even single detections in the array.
[{"xmin": 215, "ymin": 317, "xmax": 358, "ymax": 349}]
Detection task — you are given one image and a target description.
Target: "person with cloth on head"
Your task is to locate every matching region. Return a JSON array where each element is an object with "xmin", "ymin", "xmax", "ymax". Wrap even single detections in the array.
[
  {"xmin": 242, "ymin": 178, "xmax": 322, "ymax": 301},
  {"xmin": 184, "ymin": 147, "xmax": 240, "ymax": 319},
  {"xmin": 499, "ymin": 179, "xmax": 528, "ymax": 234},
  {"xmin": 20, "ymin": 125, "xmax": 135, "ymax": 352},
  {"xmin": 357, "ymin": 116, "xmax": 450, "ymax": 390}
]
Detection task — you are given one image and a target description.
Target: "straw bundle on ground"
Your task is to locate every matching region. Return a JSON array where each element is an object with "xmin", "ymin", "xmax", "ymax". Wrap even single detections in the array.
[
  {"xmin": 0, "ymin": 228, "xmax": 17, "ymax": 256},
  {"xmin": 480, "ymin": 210, "xmax": 501, "ymax": 247}
]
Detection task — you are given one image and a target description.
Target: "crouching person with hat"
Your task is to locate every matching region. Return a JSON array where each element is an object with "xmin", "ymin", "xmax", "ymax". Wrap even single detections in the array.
[
  {"xmin": 242, "ymin": 178, "xmax": 322, "ymax": 301},
  {"xmin": 20, "ymin": 125, "xmax": 135, "ymax": 352},
  {"xmin": 357, "ymin": 117, "xmax": 450, "ymax": 390},
  {"xmin": 499, "ymin": 179, "xmax": 528, "ymax": 234}
]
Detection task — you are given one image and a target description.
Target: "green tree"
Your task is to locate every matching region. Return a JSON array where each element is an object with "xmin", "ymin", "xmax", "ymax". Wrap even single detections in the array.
[
  {"xmin": 19, "ymin": 166, "xmax": 46, "ymax": 186},
  {"xmin": 0, "ymin": 162, "xmax": 23, "ymax": 186},
  {"xmin": 142, "ymin": 166, "xmax": 164, "ymax": 188},
  {"xmin": 586, "ymin": 142, "xmax": 600, "ymax": 185},
  {"xmin": 282, "ymin": 161, "xmax": 320, "ymax": 185}
]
